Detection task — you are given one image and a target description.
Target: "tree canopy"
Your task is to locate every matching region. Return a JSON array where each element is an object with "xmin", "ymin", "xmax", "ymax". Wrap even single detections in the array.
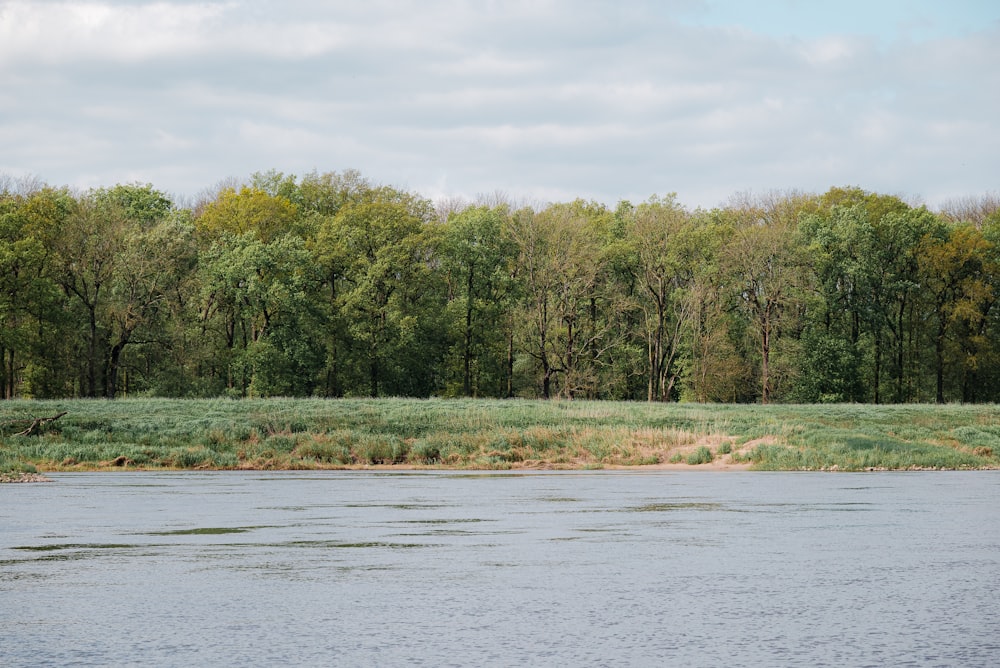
[{"xmin": 2, "ymin": 173, "xmax": 999, "ymax": 403}]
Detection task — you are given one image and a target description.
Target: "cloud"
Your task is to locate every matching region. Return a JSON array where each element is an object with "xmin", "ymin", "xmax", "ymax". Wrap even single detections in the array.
[
  {"xmin": 1, "ymin": 0, "xmax": 998, "ymax": 209},
  {"xmin": 0, "ymin": 1, "xmax": 224, "ymax": 63}
]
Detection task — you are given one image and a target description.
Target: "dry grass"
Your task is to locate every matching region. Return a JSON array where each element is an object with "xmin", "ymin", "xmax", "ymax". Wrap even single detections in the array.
[{"xmin": 2, "ymin": 398, "xmax": 999, "ymax": 475}]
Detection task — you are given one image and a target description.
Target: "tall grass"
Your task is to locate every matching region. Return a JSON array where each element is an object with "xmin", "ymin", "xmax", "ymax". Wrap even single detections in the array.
[{"xmin": 1, "ymin": 398, "xmax": 998, "ymax": 473}]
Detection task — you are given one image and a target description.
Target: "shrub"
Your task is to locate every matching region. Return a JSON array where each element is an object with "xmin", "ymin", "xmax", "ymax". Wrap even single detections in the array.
[
  {"xmin": 354, "ymin": 435, "xmax": 408, "ymax": 464},
  {"xmin": 295, "ymin": 440, "xmax": 351, "ymax": 464},
  {"xmin": 264, "ymin": 434, "xmax": 297, "ymax": 453},
  {"xmin": 168, "ymin": 447, "xmax": 215, "ymax": 468},
  {"xmin": 410, "ymin": 440, "xmax": 441, "ymax": 464},
  {"xmin": 686, "ymin": 446, "xmax": 714, "ymax": 465}
]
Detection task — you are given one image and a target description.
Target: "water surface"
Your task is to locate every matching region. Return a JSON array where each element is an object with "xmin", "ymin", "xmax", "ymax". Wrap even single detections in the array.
[{"xmin": 2, "ymin": 471, "xmax": 999, "ymax": 666}]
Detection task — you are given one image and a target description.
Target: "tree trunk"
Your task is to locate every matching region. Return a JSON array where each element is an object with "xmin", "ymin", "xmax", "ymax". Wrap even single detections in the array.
[
  {"xmin": 649, "ymin": 310, "xmax": 664, "ymax": 402},
  {"xmin": 4, "ymin": 348, "xmax": 12, "ymax": 399},
  {"xmin": 538, "ymin": 295, "xmax": 551, "ymax": 399},
  {"xmin": 935, "ymin": 324, "xmax": 946, "ymax": 404},
  {"xmin": 896, "ymin": 297, "xmax": 906, "ymax": 403},
  {"xmin": 463, "ymin": 267, "xmax": 474, "ymax": 396},
  {"xmin": 760, "ymin": 310, "xmax": 772, "ymax": 404},
  {"xmin": 565, "ymin": 318, "xmax": 575, "ymax": 399},
  {"xmin": 88, "ymin": 307, "xmax": 99, "ymax": 398},
  {"xmin": 506, "ymin": 327, "xmax": 514, "ymax": 399},
  {"xmin": 873, "ymin": 329, "xmax": 882, "ymax": 404},
  {"xmin": 588, "ymin": 296, "xmax": 598, "ymax": 399},
  {"xmin": 106, "ymin": 341, "xmax": 125, "ymax": 399},
  {"xmin": 12, "ymin": 411, "xmax": 68, "ymax": 436},
  {"xmin": 369, "ymin": 332, "xmax": 380, "ymax": 398}
]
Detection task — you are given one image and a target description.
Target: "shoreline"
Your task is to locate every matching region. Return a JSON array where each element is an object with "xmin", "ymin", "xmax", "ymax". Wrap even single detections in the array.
[
  {"xmin": 0, "ymin": 472, "xmax": 54, "ymax": 483},
  {"xmin": 1, "ymin": 460, "xmax": 753, "ymax": 479},
  {"xmin": 10, "ymin": 459, "xmax": 1000, "ymax": 481}
]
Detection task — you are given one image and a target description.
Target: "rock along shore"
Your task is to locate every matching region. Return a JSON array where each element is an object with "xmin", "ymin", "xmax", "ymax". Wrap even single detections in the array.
[{"xmin": 0, "ymin": 472, "xmax": 54, "ymax": 483}]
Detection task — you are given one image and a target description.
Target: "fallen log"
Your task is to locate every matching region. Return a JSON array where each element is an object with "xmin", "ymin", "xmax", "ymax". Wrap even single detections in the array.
[{"xmin": 11, "ymin": 411, "xmax": 68, "ymax": 437}]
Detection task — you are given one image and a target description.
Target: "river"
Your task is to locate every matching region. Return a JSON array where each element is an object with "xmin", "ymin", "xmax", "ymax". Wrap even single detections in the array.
[{"xmin": 2, "ymin": 471, "xmax": 999, "ymax": 666}]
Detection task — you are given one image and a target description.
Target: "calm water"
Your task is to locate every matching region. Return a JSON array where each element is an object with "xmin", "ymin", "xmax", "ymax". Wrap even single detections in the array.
[{"xmin": 2, "ymin": 471, "xmax": 999, "ymax": 667}]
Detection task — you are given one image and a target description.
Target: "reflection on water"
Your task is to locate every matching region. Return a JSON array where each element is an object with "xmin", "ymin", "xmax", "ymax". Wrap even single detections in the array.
[
  {"xmin": 146, "ymin": 527, "xmax": 263, "ymax": 535},
  {"xmin": 2, "ymin": 471, "xmax": 1000, "ymax": 667}
]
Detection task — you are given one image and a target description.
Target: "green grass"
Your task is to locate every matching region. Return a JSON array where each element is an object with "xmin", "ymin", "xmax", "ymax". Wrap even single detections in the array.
[
  {"xmin": 686, "ymin": 446, "xmax": 714, "ymax": 465},
  {"xmin": 1, "ymin": 398, "xmax": 999, "ymax": 475}
]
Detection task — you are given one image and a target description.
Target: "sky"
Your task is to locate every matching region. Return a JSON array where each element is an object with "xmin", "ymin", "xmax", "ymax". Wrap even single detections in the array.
[{"xmin": 1, "ymin": 0, "xmax": 998, "ymax": 210}]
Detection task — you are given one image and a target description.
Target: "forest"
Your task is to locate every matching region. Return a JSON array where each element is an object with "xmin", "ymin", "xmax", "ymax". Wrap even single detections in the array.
[{"xmin": 2, "ymin": 170, "xmax": 999, "ymax": 404}]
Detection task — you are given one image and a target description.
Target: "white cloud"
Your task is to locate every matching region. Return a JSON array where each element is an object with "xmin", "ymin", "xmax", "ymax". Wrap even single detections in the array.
[
  {"xmin": 1, "ymin": 0, "xmax": 998, "ymax": 209},
  {"xmin": 0, "ymin": 1, "xmax": 358, "ymax": 65},
  {"xmin": 796, "ymin": 36, "xmax": 865, "ymax": 66},
  {"xmin": 0, "ymin": 1, "xmax": 223, "ymax": 63},
  {"xmin": 150, "ymin": 128, "xmax": 196, "ymax": 152}
]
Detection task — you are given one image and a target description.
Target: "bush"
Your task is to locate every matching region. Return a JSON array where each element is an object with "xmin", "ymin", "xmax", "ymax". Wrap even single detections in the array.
[
  {"xmin": 263, "ymin": 434, "xmax": 297, "ymax": 453},
  {"xmin": 686, "ymin": 446, "xmax": 714, "ymax": 465},
  {"xmin": 0, "ymin": 449, "xmax": 35, "ymax": 474},
  {"xmin": 295, "ymin": 440, "xmax": 351, "ymax": 464},
  {"xmin": 354, "ymin": 435, "xmax": 409, "ymax": 464},
  {"xmin": 410, "ymin": 440, "xmax": 441, "ymax": 464},
  {"xmin": 168, "ymin": 446, "xmax": 215, "ymax": 468}
]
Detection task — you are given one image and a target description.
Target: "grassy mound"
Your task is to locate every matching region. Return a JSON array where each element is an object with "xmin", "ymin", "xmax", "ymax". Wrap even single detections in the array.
[{"xmin": 1, "ymin": 398, "xmax": 998, "ymax": 476}]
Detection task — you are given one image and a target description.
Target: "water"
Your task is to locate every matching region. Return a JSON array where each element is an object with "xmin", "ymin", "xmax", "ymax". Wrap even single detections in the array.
[{"xmin": 2, "ymin": 471, "xmax": 999, "ymax": 667}]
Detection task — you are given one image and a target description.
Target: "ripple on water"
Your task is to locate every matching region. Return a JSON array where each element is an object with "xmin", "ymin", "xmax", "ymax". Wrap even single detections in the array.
[
  {"xmin": 2, "ymin": 470, "xmax": 998, "ymax": 667},
  {"xmin": 145, "ymin": 527, "xmax": 264, "ymax": 535}
]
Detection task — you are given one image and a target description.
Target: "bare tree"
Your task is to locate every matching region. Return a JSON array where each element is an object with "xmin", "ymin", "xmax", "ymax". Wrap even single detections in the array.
[
  {"xmin": 434, "ymin": 195, "xmax": 469, "ymax": 224},
  {"xmin": 939, "ymin": 192, "xmax": 1000, "ymax": 227}
]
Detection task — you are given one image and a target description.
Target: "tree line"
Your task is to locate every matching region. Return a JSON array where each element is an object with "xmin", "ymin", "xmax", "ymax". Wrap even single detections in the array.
[{"xmin": 2, "ymin": 170, "xmax": 999, "ymax": 403}]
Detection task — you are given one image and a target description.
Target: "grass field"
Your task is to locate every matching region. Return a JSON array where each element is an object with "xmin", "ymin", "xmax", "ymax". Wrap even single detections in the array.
[{"xmin": 2, "ymin": 398, "xmax": 999, "ymax": 476}]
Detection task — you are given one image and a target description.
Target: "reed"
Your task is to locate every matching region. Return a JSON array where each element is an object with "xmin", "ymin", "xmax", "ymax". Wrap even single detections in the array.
[{"xmin": 1, "ymin": 398, "xmax": 998, "ymax": 473}]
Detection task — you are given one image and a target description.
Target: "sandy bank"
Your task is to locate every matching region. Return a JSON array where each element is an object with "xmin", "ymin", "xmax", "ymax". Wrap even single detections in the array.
[{"xmin": 0, "ymin": 472, "xmax": 54, "ymax": 483}]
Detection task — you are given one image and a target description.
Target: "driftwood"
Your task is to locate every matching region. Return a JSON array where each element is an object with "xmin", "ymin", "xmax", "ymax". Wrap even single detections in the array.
[{"xmin": 7, "ymin": 411, "xmax": 68, "ymax": 437}]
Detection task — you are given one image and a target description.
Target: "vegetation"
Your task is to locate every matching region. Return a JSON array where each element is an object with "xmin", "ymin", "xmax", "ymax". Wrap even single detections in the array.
[
  {"xmin": 2, "ymin": 172, "xmax": 1000, "ymax": 404},
  {"xmin": 1, "ymin": 398, "xmax": 998, "ymax": 474}
]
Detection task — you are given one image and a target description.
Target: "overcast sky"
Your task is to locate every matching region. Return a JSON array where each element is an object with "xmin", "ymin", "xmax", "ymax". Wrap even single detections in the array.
[{"xmin": 2, "ymin": 0, "xmax": 998, "ymax": 210}]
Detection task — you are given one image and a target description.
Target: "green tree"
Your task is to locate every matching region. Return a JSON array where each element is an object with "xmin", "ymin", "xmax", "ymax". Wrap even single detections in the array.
[
  {"xmin": 509, "ymin": 201, "xmax": 619, "ymax": 398},
  {"xmin": 298, "ymin": 169, "xmax": 372, "ymax": 217},
  {"xmin": 677, "ymin": 209, "xmax": 752, "ymax": 402},
  {"xmin": 105, "ymin": 215, "xmax": 197, "ymax": 397},
  {"xmin": 0, "ymin": 187, "xmax": 70, "ymax": 397},
  {"xmin": 799, "ymin": 188, "xmax": 914, "ymax": 403},
  {"xmin": 799, "ymin": 204, "xmax": 876, "ymax": 401},
  {"xmin": 196, "ymin": 186, "xmax": 300, "ymax": 242},
  {"xmin": 438, "ymin": 205, "xmax": 518, "ymax": 396},
  {"xmin": 916, "ymin": 223, "xmax": 994, "ymax": 403},
  {"xmin": 624, "ymin": 194, "xmax": 713, "ymax": 401},
  {"xmin": 55, "ymin": 194, "xmax": 126, "ymax": 397},
  {"xmin": 315, "ymin": 186, "xmax": 439, "ymax": 396},
  {"xmin": 93, "ymin": 182, "xmax": 173, "ymax": 225},
  {"xmin": 54, "ymin": 186, "xmax": 192, "ymax": 398},
  {"xmin": 724, "ymin": 193, "xmax": 814, "ymax": 403},
  {"xmin": 198, "ymin": 232, "xmax": 322, "ymax": 396},
  {"xmin": 878, "ymin": 208, "xmax": 940, "ymax": 402}
]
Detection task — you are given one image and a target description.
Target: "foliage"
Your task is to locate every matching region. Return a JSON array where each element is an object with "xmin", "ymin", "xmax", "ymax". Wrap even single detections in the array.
[
  {"xmin": 195, "ymin": 186, "xmax": 300, "ymax": 242},
  {"xmin": 2, "ymin": 175, "xmax": 1000, "ymax": 404},
  {"xmin": 686, "ymin": 446, "xmax": 714, "ymax": 465},
  {"xmin": 438, "ymin": 205, "xmax": 518, "ymax": 397},
  {"xmin": 1, "ymin": 398, "xmax": 998, "ymax": 473}
]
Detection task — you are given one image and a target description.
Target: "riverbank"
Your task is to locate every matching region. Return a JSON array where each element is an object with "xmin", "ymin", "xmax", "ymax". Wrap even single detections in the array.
[
  {"xmin": 0, "ymin": 471, "xmax": 53, "ymax": 483},
  {"xmin": 2, "ymin": 398, "xmax": 999, "ymax": 480}
]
